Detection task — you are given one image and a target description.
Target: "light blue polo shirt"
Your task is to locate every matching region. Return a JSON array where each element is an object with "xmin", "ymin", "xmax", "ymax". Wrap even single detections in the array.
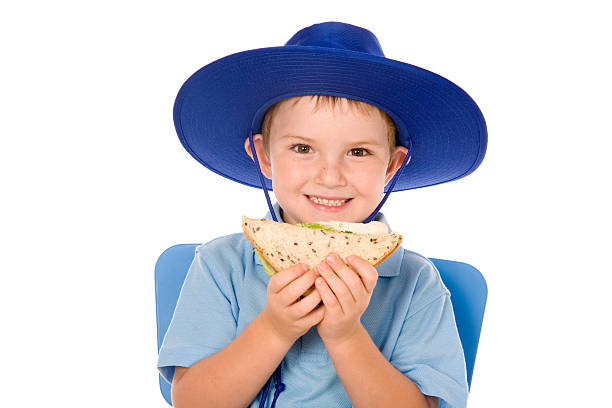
[{"xmin": 157, "ymin": 202, "xmax": 468, "ymax": 408}]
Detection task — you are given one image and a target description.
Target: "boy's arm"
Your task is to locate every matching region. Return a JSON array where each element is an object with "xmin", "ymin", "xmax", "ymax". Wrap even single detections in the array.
[
  {"xmin": 324, "ymin": 324, "xmax": 433, "ymax": 408},
  {"xmin": 171, "ymin": 313, "xmax": 293, "ymax": 408}
]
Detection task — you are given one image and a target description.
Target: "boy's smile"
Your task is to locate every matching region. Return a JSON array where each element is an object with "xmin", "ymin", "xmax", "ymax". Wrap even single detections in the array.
[
  {"xmin": 245, "ymin": 96, "xmax": 408, "ymax": 225},
  {"xmin": 304, "ymin": 194, "xmax": 353, "ymax": 212}
]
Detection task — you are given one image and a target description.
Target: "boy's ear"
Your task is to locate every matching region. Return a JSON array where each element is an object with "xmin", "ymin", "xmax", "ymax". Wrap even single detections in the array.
[
  {"xmin": 385, "ymin": 145, "xmax": 410, "ymax": 186},
  {"xmin": 244, "ymin": 133, "xmax": 272, "ymax": 179}
]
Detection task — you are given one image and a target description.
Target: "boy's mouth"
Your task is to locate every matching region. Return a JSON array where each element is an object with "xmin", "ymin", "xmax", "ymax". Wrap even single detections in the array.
[{"xmin": 306, "ymin": 195, "xmax": 353, "ymax": 207}]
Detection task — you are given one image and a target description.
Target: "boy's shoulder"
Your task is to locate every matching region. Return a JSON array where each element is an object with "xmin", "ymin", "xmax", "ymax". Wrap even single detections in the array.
[
  {"xmin": 396, "ymin": 247, "xmax": 437, "ymax": 274},
  {"xmin": 196, "ymin": 231, "xmax": 251, "ymax": 255},
  {"xmin": 397, "ymin": 247, "xmax": 451, "ymax": 307},
  {"xmin": 195, "ymin": 232, "xmax": 255, "ymax": 274},
  {"xmin": 187, "ymin": 232, "xmax": 255, "ymax": 285}
]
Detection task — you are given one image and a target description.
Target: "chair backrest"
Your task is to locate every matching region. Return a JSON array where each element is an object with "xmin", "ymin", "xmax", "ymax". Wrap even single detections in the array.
[
  {"xmin": 155, "ymin": 244, "xmax": 487, "ymax": 405},
  {"xmin": 428, "ymin": 257, "xmax": 487, "ymax": 388}
]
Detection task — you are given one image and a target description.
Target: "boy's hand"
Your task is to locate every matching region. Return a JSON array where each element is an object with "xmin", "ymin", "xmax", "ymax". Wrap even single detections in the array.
[
  {"xmin": 314, "ymin": 253, "xmax": 378, "ymax": 347},
  {"xmin": 260, "ymin": 263, "xmax": 325, "ymax": 345}
]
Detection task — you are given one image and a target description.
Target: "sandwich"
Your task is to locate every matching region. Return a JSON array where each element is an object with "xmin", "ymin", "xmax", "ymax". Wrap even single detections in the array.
[{"xmin": 242, "ymin": 216, "xmax": 403, "ymax": 297}]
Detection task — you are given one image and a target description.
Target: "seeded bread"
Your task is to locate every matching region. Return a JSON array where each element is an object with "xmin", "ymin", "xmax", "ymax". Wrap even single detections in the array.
[{"xmin": 242, "ymin": 216, "xmax": 403, "ymax": 274}]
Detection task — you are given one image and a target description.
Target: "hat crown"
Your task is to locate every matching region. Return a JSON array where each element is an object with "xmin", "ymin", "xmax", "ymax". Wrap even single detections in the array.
[{"xmin": 285, "ymin": 22, "xmax": 385, "ymax": 57}]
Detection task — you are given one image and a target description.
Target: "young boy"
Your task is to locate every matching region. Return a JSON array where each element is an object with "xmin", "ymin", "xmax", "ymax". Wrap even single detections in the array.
[{"xmin": 157, "ymin": 22, "xmax": 487, "ymax": 408}]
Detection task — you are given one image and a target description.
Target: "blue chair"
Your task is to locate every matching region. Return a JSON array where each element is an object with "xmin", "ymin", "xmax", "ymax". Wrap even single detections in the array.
[{"xmin": 155, "ymin": 244, "xmax": 487, "ymax": 406}]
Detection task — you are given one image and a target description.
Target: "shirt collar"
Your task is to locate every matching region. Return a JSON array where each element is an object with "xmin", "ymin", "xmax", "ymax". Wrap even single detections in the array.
[{"xmin": 253, "ymin": 202, "xmax": 402, "ymax": 277}]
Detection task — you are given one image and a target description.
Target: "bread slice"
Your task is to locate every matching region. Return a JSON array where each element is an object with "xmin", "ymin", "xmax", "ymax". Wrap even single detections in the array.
[{"xmin": 242, "ymin": 216, "xmax": 403, "ymax": 274}]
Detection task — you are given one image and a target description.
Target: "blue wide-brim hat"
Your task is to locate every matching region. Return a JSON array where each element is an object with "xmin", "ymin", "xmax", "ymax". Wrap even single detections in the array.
[{"xmin": 174, "ymin": 21, "xmax": 487, "ymax": 192}]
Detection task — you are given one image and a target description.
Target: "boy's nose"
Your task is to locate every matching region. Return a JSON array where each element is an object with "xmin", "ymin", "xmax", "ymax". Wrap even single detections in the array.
[{"xmin": 314, "ymin": 162, "xmax": 347, "ymax": 187}]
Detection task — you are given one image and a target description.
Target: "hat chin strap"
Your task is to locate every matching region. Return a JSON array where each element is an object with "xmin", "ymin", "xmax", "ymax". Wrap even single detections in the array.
[
  {"xmin": 248, "ymin": 130, "xmax": 412, "ymax": 224},
  {"xmin": 248, "ymin": 130, "xmax": 280, "ymax": 222},
  {"xmin": 363, "ymin": 138, "xmax": 412, "ymax": 223}
]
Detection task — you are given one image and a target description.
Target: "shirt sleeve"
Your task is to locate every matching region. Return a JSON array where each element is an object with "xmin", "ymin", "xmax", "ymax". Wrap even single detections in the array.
[
  {"xmin": 390, "ymin": 268, "xmax": 469, "ymax": 408},
  {"xmin": 156, "ymin": 244, "xmax": 238, "ymax": 384}
]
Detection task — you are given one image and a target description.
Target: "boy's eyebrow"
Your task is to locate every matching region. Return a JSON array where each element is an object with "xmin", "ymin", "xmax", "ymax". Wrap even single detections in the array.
[
  {"xmin": 280, "ymin": 134, "xmax": 382, "ymax": 146},
  {"xmin": 280, "ymin": 134, "xmax": 315, "ymax": 142}
]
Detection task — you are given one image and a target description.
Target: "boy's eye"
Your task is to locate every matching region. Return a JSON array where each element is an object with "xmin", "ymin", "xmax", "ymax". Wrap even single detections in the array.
[
  {"xmin": 349, "ymin": 148, "xmax": 369, "ymax": 157},
  {"xmin": 291, "ymin": 144, "xmax": 311, "ymax": 154},
  {"xmin": 290, "ymin": 145, "xmax": 370, "ymax": 156}
]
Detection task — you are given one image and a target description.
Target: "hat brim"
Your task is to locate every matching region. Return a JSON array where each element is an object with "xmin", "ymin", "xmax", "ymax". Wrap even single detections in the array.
[{"xmin": 174, "ymin": 45, "xmax": 487, "ymax": 192}]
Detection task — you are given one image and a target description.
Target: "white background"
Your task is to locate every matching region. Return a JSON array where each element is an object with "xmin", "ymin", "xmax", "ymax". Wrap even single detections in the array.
[{"xmin": 2, "ymin": 1, "xmax": 611, "ymax": 406}]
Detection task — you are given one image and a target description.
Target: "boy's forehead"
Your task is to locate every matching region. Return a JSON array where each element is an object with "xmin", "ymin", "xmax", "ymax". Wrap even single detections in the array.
[{"xmin": 270, "ymin": 97, "xmax": 388, "ymax": 143}]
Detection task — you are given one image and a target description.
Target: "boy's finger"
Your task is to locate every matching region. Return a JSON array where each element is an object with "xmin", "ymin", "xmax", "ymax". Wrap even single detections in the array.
[
  {"xmin": 281, "ymin": 270, "xmax": 318, "ymax": 306},
  {"xmin": 299, "ymin": 303, "xmax": 326, "ymax": 327},
  {"xmin": 347, "ymin": 255, "xmax": 378, "ymax": 293},
  {"xmin": 315, "ymin": 273, "xmax": 343, "ymax": 314},
  {"xmin": 269, "ymin": 263, "xmax": 309, "ymax": 294},
  {"xmin": 324, "ymin": 254, "xmax": 362, "ymax": 302},
  {"xmin": 288, "ymin": 286, "xmax": 322, "ymax": 318}
]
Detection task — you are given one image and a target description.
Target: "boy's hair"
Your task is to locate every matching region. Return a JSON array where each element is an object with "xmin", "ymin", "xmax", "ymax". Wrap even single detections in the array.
[{"xmin": 261, "ymin": 95, "xmax": 397, "ymax": 162}]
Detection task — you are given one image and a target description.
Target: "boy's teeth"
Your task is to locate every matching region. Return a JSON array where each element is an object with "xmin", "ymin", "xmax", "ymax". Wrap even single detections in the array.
[{"xmin": 308, "ymin": 196, "xmax": 348, "ymax": 206}]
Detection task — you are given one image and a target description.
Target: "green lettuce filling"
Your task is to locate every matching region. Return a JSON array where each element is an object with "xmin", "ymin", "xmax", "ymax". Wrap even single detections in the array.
[
  {"xmin": 253, "ymin": 250, "xmax": 277, "ymax": 276},
  {"xmin": 297, "ymin": 222, "xmax": 353, "ymax": 233}
]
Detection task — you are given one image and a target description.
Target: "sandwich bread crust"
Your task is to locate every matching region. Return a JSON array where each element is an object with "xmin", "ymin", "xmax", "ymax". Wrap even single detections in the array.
[{"xmin": 242, "ymin": 216, "xmax": 403, "ymax": 274}]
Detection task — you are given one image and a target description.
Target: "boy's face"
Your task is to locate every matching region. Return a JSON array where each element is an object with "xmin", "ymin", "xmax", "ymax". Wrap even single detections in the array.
[{"xmin": 245, "ymin": 97, "xmax": 409, "ymax": 225}]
